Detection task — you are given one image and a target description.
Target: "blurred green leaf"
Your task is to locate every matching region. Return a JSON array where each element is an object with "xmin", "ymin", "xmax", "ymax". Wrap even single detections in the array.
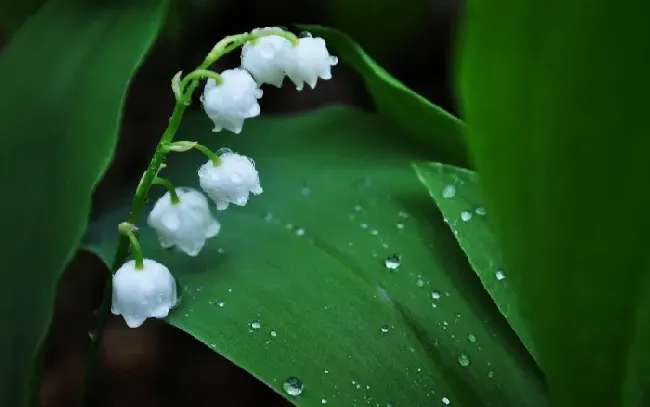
[
  {"xmin": 412, "ymin": 161, "xmax": 537, "ymax": 361},
  {"xmin": 0, "ymin": 0, "xmax": 44, "ymax": 36},
  {"xmin": 301, "ymin": 25, "xmax": 468, "ymax": 167},
  {"xmin": 457, "ymin": 1, "xmax": 650, "ymax": 406},
  {"xmin": 85, "ymin": 107, "xmax": 547, "ymax": 407},
  {"xmin": 0, "ymin": 0, "xmax": 166, "ymax": 405},
  {"xmin": 326, "ymin": 0, "xmax": 429, "ymax": 61}
]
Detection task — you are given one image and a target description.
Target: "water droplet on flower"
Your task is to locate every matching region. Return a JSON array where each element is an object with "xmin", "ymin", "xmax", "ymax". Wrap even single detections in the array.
[
  {"xmin": 460, "ymin": 211, "xmax": 472, "ymax": 222},
  {"xmin": 384, "ymin": 254, "xmax": 401, "ymax": 270},
  {"xmin": 295, "ymin": 227, "xmax": 306, "ymax": 236},
  {"xmin": 442, "ymin": 397, "xmax": 451, "ymax": 405},
  {"xmin": 217, "ymin": 147, "xmax": 232, "ymax": 156},
  {"xmin": 457, "ymin": 354, "xmax": 471, "ymax": 367},
  {"xmin": 475, "ymin": 207, "xmax": 487, "ymax": 216},
  {"xmin": 250, "ymin": 320, "xmax": 261, "ymax": 329},
  {"xmin": 431, "ymin": 290, "xmax": 441, "ymax": 300},
  {"xmin": 247, "ymin": 157, "xmax": 256, "ymax": 167},
  {"xmin": 468, "ymin": 334, "xmax": 477, "ymax": 343},
  {"xmin": 282, "ymin": 377, "xmax": 304, "ymax": 396},
  {"xmin": 380, "ymin": 325, "xmax": 390, "ymax": 333},
  {"xmin": 299, "ymin": 31, "xmax": 313, "ymax": 38},
  {"xmin": 270, "ymin": 330, "xmax": 277, "ymax": 337},
  {"xmin": 442, "ymin": 184, "xmax": 456, "ymax": 199},
  {"xmin": 495, "ymin": 270, "xmax": 506, "ymax": 280}
]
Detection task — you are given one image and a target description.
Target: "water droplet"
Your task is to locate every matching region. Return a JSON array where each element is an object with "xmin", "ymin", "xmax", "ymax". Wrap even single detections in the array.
[
  {"xmin": 354, "ymin": 204, "xmax": 363, "ymax": 212},
  {"xmin": 217, "ymin": 147, "xmax": 232, "ymax": 156},
  {"xmin": 416, "ymin": 276, "xmax": 425, "ymax": 287},
  {"xmin": 384, "ymin": 254, "xmax": 401, "ymax": 270},
  {"xmin": 321, "ymin": 399, "xmax": 327, "ymax": 404},
  {"xmin": 460, "ymin": 211, "xmax": 472, "ymax": 222},
  {"xmin": 301, "ymin": 186, "xmax": 311, "ymax": 196},
  {"xmin": 295, "ymin": 227, "xmax": 306, "ymax": 236},
  {"xmin": 397, "ymin": 211, "xmax": 409, "ymax": 219},
  {"xmin": 495, "ymin": 270, "xmax": 506, "ymax": 280},
  {"xmin": 432, "ymin": 302, "xmax": 438, "ymax": 309},
  {"xmin": 370, "ymin": 229, "xmax": 379, "ymax": 235},
  {"xmin": 397, "ymin": 223, "xmax": 405, "ymax": 229},
  {"xmin": 216, "ymin": 301, "xmax": 225, "ymax": 307},
  {"xmin": 431, "ymin": 290, "xmax": 441, "ymax": 300},
  {"xmin": 488, "ymin": 371, "xmax": 495, "ymax": 379},
  {"xmin": 380, "ymin": 325, "xmax": 390, "ymax": 333},
  {"xmin": 270, "ymin": 330, "xmax": 277, "ymax": 337},
  {"xmin": 457, "ymin": 354, "xmax": 471, "ymax": 367},
  {"xmin": 299, "ymin": 31, "xmax": 312, "ymax": 38},
  {"xmin": 324, "ymin": 369, "xmax": 329, "ymax": 374},
  {"xmin": 442, "ymin": 184, "xmax": 456, "ymax": 199},
  {"xmin": 468, "ymin": 334, "xmax": 477, "ymax": 343},
  {"xmin": 442, "ymin": 397, "xmax": 451, "ymax": 405},
  {"xmin": 250, "ymin": 320, "xmax": 261, "ymax": 329},
  {"xmin": 282, "ymin": 377, "xmax": 304, "ymax": 396},
  {"xmin": 263, "ymin": 212, "xmax": 273, "ymax": 222},
  {"xmin": 361, "ymin": 223, "xmax": 368, "ymax": 229},
  {"xmin": 475, "ymin": 207, "xmax": 486, "ymax": 216}
]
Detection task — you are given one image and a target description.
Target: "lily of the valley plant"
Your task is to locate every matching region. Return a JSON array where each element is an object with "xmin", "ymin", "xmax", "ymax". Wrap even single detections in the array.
[{"xmin": 111, "ymin": 27, "xmax": 338, "ymax": 329}]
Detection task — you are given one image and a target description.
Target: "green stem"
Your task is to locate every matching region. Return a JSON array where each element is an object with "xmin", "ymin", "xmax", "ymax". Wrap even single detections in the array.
[
  {"xmin": 193, "ymin": 143, "xmax": 221, "ymax": 166},
  {"xmin": 121, "ymin": 228, "xmax": 144, "ymax": 269},
  {"xmin": 179, "ymin": 69, "xmax": 223, "ymax": 98},
  {"xmin": 153, "ymin": 176, "xmax": 180, "ymax": 204},
  {"xmin": 80, "ymin": 65, "xmax": 207, "ymax": 407}
]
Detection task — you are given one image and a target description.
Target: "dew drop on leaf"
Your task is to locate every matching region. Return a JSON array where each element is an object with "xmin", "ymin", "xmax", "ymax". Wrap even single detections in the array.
[
  {"xmin": 380, "ymin": 325, "xmax": 390, "ymax": 333},
  {"xmin": 295, "ymin": 227, "xmax": 306, "ymax": 236},
  {"xmin": 460, "ymin": 211, "xmax": 472, "ymax": 222},
  {"xmin": 495, "ymin": 270, "xmax": 506, "ymax": 280},
  {"xmin": 475, "ymin": 206, "xmax": 487, "ymax": 216},
  {"xmin": 488, "ymin": 371, "xmax": 495, "ymax": 379},
  {"xmin": 384, "ymin": 254, "xmax": 401, "ymax": 270},
  {"xmin": 442, "ymin": 184, "xmax": 456, "ymax": 198},
  {"xmin": 431, "ymin": 290, "xmax": 441, "ymax": 300},
  {"xmin": 457, "ymin": 353, "xmax": 471, "ymax": 367},
  {"xmin": 321, "ymin": 399, "xmax": 327, "ymax": 404},
  {"xmin": 442, "ymin": 397, "xmax": 451, "ymax": 405},
  {"xmin": 270, "ymin": 330, "xmax": 277, "ymax": 337},
  {"xmin": 250, "ymin": 320, "xmax": 261, "ymax": 329},
  {"xmin": 468, "ymin": 334, "xmax": 477, "ymax": 343},
  {"xmin": 282, "ymin": 377, "xmax": 304, "ymax": 396}
]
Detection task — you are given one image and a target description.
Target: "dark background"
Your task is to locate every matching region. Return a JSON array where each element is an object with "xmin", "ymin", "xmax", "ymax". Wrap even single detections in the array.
[{"xmin": 14, "ymin": 0, "xmax": 463, "ymax": 405}]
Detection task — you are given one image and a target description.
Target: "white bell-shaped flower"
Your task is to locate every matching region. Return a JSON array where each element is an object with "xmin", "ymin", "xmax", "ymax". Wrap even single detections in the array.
[
  {"xmin": 201, "ymin": 68, "xmax": 263, "ymax": 134},
  {"xmin": 198, "ymin": 150, "xmax": 262, "ymax": 210},
  {"xmin": 241, "ymin": 30, "xmax": 292, "ymax": 87},
  {"xmin": 282, "ymin": 36, "xmax": 338, "ymax": 91},
  {"xmin": 111, "ymin": 259, "xmax": 178, "ymax": 328},
  {"xmin": 147, "ymin": 187, "xmax": 220, "ymax": 256}
]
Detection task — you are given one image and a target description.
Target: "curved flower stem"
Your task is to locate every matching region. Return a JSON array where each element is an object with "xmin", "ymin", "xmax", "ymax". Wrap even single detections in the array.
[
  {"xmin": 118, "ymin": 223, "xmax": 144, "ymax": 269},
  {"xmin": 80, "ymin": 56, "xmax": 212, "ymax": 407},
  {"xmin": 193, "ymin": 143, "xmax": 221, "ymax": 166},
  {"xmin": 153, "ymin": 177, "xmax": 180, "ymax": 204}
]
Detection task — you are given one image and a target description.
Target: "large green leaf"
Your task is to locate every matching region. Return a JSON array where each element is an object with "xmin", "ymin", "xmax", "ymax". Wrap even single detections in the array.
[
  {"xmin": 0, "ymin": 0, "xmax": 44, "ymax": 35},
  {"xmin": 84, "ymin": 107, "xmax": 548, "ymax": 407},
  {"xmin": 457, "ymin": 1, "xmax": 650, "ymax": 406},
  {"xmin": 301, "ymin": 25, "xmax": 468, "ymax": 167},
  {"xmin": 327, "ymin": 0, "xmax": 429, "ymax": 61},
  {"xmin": 412, "ymin": 161, "xmax": 537, "ymax": 361},
  {"xmin": 0, "ymin": 0, "xmax": 166, "ymax": 405}
]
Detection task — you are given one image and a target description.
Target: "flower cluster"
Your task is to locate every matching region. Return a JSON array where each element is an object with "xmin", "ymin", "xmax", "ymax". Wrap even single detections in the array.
[{"xmin": 110, "ymin": 27, "xmax": 337, "ymax": 328}]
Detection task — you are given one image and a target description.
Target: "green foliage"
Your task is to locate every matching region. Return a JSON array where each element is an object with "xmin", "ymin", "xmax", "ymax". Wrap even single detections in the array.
[
  {"xmin": 84, "ymin": 107, "xmax": 549, "ymax": 407},
  {"xmin": 0, "ymin": 0, "xmax": 44, "ymax": 36},
  {"xmin": 456, "ymin": 0, "xmax": 650, "ymax": 406},
  {"xmin": 301, "ymin": 25, "xmax": 468, "ymax": 167},
  {"xmin": 0, "ymin": 0, "xmax": 166, "ymax": 405},
  {"xmin": 412, "ymin": 162, "xmax": 537, "ymax": 361},
  {"xmin": 326, "ymin": 0, "xmax": 430, "ymax": 61}
]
